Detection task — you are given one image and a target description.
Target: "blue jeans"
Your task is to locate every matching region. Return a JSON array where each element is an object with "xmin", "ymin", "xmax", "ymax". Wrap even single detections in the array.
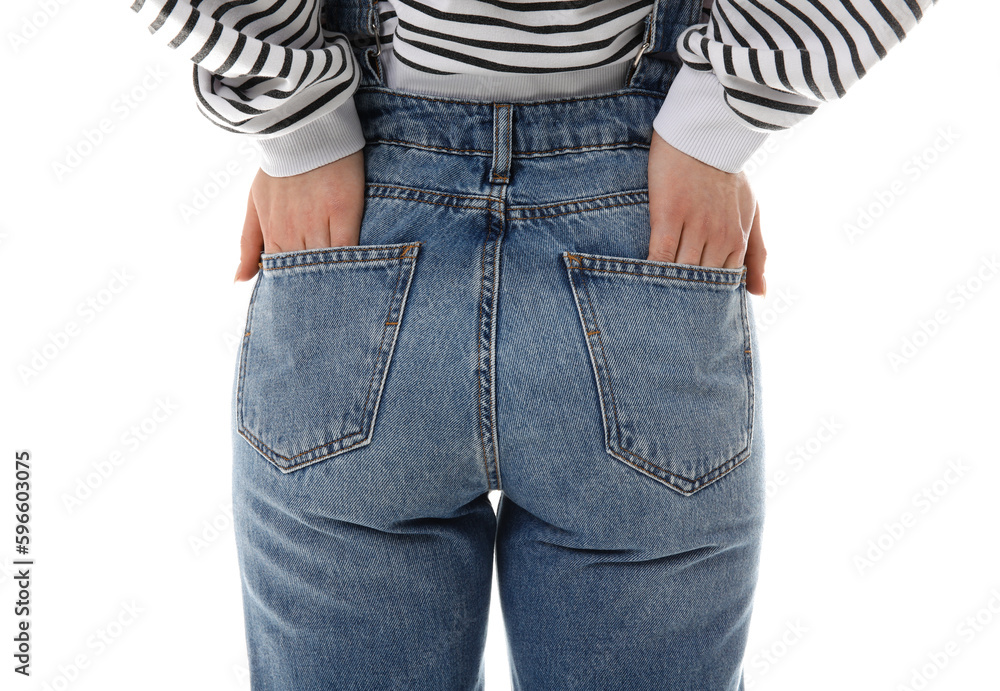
[{"xmin": 230, "ymin": 25, "xmax": 766, "ymax": 690}]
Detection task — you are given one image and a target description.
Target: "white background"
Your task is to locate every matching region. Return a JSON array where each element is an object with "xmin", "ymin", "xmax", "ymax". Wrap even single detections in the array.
[{"xmin": 2, "ymin": 1, "xmax": 998, "ymax": 689}]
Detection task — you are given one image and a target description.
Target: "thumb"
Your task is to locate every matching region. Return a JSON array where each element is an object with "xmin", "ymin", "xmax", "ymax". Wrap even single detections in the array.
[
  {"xmin": 744, "ymin": 200, "xmax": 766, "ymax": 297},
  {"xmin": 236, "ymin": 187, "xmax": 264, "ymax": 283}
]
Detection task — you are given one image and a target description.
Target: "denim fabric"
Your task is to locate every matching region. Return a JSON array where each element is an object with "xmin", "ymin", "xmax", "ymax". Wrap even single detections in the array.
[{"xmin": 231, "ymin": 0, "xmax": 765, "ymax": 688}]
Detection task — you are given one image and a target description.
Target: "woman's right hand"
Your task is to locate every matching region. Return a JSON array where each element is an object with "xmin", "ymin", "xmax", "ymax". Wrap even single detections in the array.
[{"xmin": 234, "ymin": 148, "xmax": 366, "ymax": 282}]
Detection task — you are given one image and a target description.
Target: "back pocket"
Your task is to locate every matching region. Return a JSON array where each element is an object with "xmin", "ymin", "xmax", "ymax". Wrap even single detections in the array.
[
  {"xmin": 237, "ymin": 242, "xmax": 422, "ymax": 473},
  {"xmin": 562, "ymin": 251, "xmax": 754, "ymax": 495}
]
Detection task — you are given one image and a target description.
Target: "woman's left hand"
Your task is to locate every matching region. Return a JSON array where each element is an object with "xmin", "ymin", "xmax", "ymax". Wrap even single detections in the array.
[{"xmin": 647, "ymin": 129, "xmax": 766, "ymax": 297}]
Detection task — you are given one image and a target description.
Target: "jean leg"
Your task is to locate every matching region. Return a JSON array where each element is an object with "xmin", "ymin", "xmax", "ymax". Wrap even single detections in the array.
[
  {"xmin": 228, "ymin": 174, "xmax": 500, "ymax": 688},
  {"xmin": 494, "ymin": 169, "xmax": 767, "ymax": 689},
  {"xmin": 495, "ymin": 487, "xmax": 763, "ymax": 690},
  {"xmin": 232, "ymin": 438, "xmax": 497, "ymax": 690}
]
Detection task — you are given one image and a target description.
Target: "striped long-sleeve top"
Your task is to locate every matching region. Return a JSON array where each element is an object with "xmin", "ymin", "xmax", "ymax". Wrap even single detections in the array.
[{"xmin": 129, "ymin": 0, "xmax": 937, "ymax": 177}]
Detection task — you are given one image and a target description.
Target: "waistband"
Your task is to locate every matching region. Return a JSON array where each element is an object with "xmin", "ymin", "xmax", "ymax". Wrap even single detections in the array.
[
  {"xmin": 353, "ymin": 84, "xmax": 673, "ymax": 155},
  {"xmin": 345, "ymin": 0, "xmax": 699, "ymax": 153}
]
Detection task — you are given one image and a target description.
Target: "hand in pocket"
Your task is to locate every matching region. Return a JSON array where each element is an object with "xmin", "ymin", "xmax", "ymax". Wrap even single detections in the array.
[
  {"xmin": 234, "ymin": 149, "xmax": 366, "ymax": 282},
  {"xmin": 647, "ymin": 130, "xmax": 766, "ymax": 297}
]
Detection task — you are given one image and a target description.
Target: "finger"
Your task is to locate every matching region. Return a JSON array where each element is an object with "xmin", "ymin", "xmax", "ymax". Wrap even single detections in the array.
[
  {"xmin": 329, "ymin": 198, "xmax": 364, "ymax": 248},
  {"xmin": 744, "ymin": 201, "xmax": 766, "ymax": 297},
  {"xmin": 673, "ymin": 222, "xmax": 706, "ymax": 266},
  {"xmin": 719, "ymin": 219, "xmax": 749, "ymax": 270},
  {"xmin": 722, "ymin": 246, "xmax": 743, "ymax": 270},
  {"xmin": 701, "ymin": 223, "xmax": 740, "ymax": 269},
  {"xmin": 236, "ymin": 188, "xmax": 264, "ymax": 283},
  {"xmin": 647, "ymin": 208, "xmax": 683, "ymax": 264},
  {"xmin": 302, "ymin": 205, "xmax": 333, "ymax": 251},
  {"xmin": 328, "ymin": 214, "xmax": 361, "ymax": 250}
]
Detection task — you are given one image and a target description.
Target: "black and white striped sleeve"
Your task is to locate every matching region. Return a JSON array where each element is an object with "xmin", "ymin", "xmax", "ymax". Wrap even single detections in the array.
[
  {"xmin": 653, "ymin": 0, "xmax": 937, "ymax": 173},
  {"xmin": 130, "ymin": 0, "xmax": 364, "ymax": 177}
]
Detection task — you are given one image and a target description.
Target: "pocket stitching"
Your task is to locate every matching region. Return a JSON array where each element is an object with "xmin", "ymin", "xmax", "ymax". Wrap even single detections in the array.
[
  {"xmin": 236, "ymin": 274, "xmax": 264, "ymax": 467},
  {"xmin": 353, "ymin": 247, "xmax": 410, "ymax": 451},
  {"xmin": 565, "ymin": 250, "xmax": 746, "ymax": 285},
  {"xmin": 565, "ymin": 254, "xmax": 755, "ymax": 495},
  {"xmin": 236, "ymin": 243, "xmax": 420, "ymax": 473},
  {"xmin": 261, "ymin": 242, "xmax": 421, "ymax": 270},
  {"xmin": 237, "ymin": 427, "xmax": 369, "ymax": 472}
]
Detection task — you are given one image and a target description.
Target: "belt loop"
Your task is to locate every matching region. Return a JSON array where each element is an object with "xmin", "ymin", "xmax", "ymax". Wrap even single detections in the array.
[{"xmin": 490, "ymin": 104, "xmax": 513, "ymax": 185}]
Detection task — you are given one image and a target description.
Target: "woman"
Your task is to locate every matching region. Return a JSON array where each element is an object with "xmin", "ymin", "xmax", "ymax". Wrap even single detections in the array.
[{"xmin": 131, "ymin": 0, "xmax": 936, "ymax": 688}]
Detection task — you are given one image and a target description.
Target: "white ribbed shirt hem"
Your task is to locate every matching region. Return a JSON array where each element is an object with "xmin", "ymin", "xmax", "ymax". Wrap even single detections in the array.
[
  {"xmin": 653, "ymin": 64, "xmax": 773, "ymax": 174},
  {"xmin": 251, "ymin": 57, "xmax": 777, "ymax": 177},
  {"xmin": 251, "ymin": 98, "xmax": 367, "ymax": 177}
]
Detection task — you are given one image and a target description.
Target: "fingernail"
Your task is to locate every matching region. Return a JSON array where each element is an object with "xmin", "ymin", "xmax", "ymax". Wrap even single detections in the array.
[
  {"xmin": 234, "ymin": 265, "xmax": 241, "ymax": 283},
  {"xmin": 762, "ymin": 274, "xmax": 767, "ymax": 297}
]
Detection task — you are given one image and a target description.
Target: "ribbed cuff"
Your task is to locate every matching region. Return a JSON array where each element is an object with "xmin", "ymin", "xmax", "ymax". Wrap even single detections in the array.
[
  {"xmin": 250, "ymin": 98, "xmax": 367, "ymax": 177},
  {"xmin": 653, "ymin": 64, "xmax": 773, "ymax": 174}
]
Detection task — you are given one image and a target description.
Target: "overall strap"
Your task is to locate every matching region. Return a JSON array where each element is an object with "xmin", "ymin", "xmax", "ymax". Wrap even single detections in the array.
[
  {"xmin": 321, "ymin": 0, "xmax": 373, "ymax": 40},
  {"xmin": 648, "ymin": 0, "xmax": 705, "ymax": 59},
  {"xmin": 322, "ymin": 0, "xmax": 386, "ymax": 87},
  {"xmin": 628, "ymin": 0, "xmax": 704, "ymax": 92},
  {"xmin": 328, "ymin": 0, "xmax": 706, "ymax": 93}
]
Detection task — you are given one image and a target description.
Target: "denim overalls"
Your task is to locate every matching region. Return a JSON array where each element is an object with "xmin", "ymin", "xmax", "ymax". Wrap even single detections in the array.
[{"xmin": 231, "ymin": 0, "xmax": 766, "ymax": 687}]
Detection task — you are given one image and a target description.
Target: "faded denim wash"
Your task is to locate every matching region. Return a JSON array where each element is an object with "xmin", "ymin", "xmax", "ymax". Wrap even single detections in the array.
[{"xmin": 230, "ymin": 0, "xmax": 766, "ymax": 688}]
